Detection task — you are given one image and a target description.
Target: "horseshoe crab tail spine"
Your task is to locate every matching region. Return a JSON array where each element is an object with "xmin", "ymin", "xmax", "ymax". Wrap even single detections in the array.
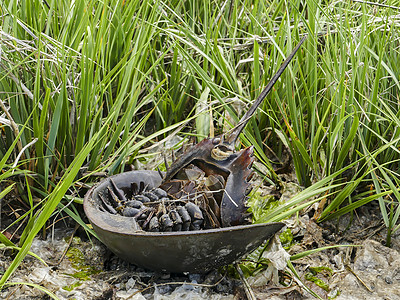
[{"xmin": 224, "ymin": 35, "xmax": 307, "ymax": 148}]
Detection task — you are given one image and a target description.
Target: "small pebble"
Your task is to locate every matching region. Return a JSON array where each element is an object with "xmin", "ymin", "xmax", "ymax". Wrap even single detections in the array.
[
  {"xmin": 126, "ymin": 277, "xmax": 136, "ymax": 290},
  {"xmin": 188, "ymin": 273, "xmax": 202, "ymax": 283},
  {"xmin": 385, "ymin": 276, "xmax": 393, "ymax": 284}
]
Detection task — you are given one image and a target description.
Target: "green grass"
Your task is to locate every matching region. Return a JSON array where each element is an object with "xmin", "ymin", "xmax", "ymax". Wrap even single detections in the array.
[{"xmin": 1, "ymin": 0, "xmax": 400, "ymax": 294}]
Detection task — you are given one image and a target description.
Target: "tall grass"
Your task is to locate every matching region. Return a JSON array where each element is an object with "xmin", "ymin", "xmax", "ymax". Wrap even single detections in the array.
[{"xmin": 0, "ymin": 0, "xmax": 400, "ymax": 292}]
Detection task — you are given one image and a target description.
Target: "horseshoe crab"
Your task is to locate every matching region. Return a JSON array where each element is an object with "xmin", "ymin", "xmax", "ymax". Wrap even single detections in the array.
[
  {"xmin": 84, "ymin": 37, "xmax": 306, "ymax": 273},
  {"xmin": 84, "ymin": 171, "xmax": 285, "ymax": 272}
]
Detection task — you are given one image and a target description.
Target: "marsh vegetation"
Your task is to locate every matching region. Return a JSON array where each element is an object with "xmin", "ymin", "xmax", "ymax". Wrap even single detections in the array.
[{"xmin": 1, "ymin": 0, "xmax": 400, "ymax": 297}]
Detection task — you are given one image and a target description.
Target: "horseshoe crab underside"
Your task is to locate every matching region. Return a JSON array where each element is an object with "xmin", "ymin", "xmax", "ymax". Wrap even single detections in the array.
[{"xmin": 84, "ymin": 170, "xmax": 284, "ymax": 273}]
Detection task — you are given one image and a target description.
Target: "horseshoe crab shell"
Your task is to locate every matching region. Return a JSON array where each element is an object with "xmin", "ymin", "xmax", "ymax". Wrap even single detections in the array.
[{"xmin": 84, "ymin": 170, "xmax": 284, "ymax": 273}]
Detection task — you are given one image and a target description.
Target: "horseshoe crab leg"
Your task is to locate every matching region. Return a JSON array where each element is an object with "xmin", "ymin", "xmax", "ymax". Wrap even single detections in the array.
[{"xmin": 221, "ymin": 35, "xmax": 307, "ymax": 150}]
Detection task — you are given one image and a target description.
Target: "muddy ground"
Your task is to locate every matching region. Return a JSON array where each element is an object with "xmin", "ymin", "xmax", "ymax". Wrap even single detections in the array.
[{"xmin": 1, "ymin": 177, "xmax": 400, "ymax": 300}]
